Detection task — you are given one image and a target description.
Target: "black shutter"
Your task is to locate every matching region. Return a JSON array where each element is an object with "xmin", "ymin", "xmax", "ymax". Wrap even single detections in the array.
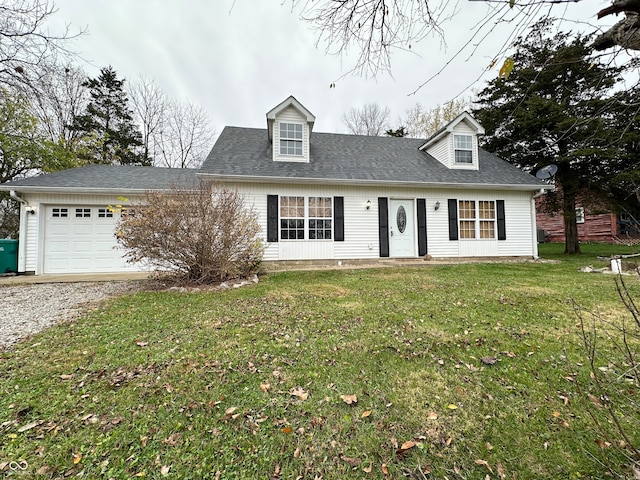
[
  {"xmin": 417, "ymin": 198, "xmax": 427, "ymax": 256},
  {"xmin": 267, "ymin": 195, "xmax": 278, "ymax": 242},
  {"xmin": 496, "ymin": 200, "xmax": 506, "ymax": 240},
  {"xmin": 334, "ymin": 196, "xmax": 344, "ymax": 241},
  {"xmin": 448, "ymin": 199, "xmax": 458, "ymax": 241},
  {"xmin": 378, "ymin": 197, "xmax": 389, "ymax": 257}
]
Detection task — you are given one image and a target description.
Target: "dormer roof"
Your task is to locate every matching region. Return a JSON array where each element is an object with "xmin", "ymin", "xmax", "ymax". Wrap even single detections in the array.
[
  {"xmin": 266, "ymin": 95, "xmax": 316, "ymax": 142},
  {"xmin": 418, "ymin": 111, "xmax": 485, "ymax": 151}
]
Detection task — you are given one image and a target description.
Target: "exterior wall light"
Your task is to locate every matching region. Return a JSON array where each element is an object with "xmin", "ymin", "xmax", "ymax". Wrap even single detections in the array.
[
  {"xmin": 366, "ymin": 200, "xmax": 371, "ymax": 210},
  {"xmin": 435, "ymin": 201, "xmax": 440, "ymax": 211}
]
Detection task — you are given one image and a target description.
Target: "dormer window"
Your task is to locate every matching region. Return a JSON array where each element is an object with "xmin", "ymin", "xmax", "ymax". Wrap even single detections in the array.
[
  {"xmin": 280, "ymin": 122, "xmax": 303, "ymax": 156},
  {"xmin": 454, "ymin": 135, "xmax": 473, "ymax": 164}
]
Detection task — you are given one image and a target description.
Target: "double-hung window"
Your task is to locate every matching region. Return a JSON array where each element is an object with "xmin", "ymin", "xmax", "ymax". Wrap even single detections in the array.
[
  {"xmin": 280, "ymin": 196, "xmax": 305, "ymax": 239},
  {"xmin": 454, "ymin": 134, "xmax": 473, "ymax": 164},
  {"xmin": 308, "ymin": 197, "xmax": 332, "ymax": 240},
  {"xmin": 279, "ymin": 123, "xmax": 303, "ymax": 156},
  {"xmin": 280, "ymin": 196, "xmax": 333, "ymax": 240},
  {"xmin": 459, "ymin": 200, "xmax": 496, "ymax": 239}
]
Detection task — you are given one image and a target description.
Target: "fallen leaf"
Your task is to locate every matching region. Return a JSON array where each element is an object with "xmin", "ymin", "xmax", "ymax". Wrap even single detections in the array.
[
  {"xmin": 363, "ymin": 464, "xmax": 372, "ymax": 473},
  {"xmin": 135, "ymin": 340, "xmax": 149, "ymax": 347},
  {"xmin": 225, "ymin": 406, "xmax": 238, "ymax": 416},
  {"xmin": 260, "ymin": 383, "xmax": 271, "ymax": 392},
  {"xmin": 341, "ymin": 394, "xmax": 357, "ymax": 405},
  {"xmin": 561, "ymin": 420, "xmax": 570, "ymax": 429},
  {"xmin": 497, "ymin": 462, "xmax": 506, "ymax": 479},
  {"xmin": 72, "ymin": 452, "xmax": 82, "ymax": 464},
  {"xmin": 160, "ymin": 465, "xmax": 171, "ymax": 476},
  {"xmin": 588, "ymin": 393, "xmax": 602, "ymax": 406},
  {"xmin": 381, "ymin": 463, "xmax": 389, "ymax": 475},
  {"xmin": 141, "ymin": 436, "xmax": 148, "ymax": 447},
  {"xmin": 486, "ymin": 442, "xmax": 493, "ymax": 450},
  {"xmin": 361, "ymin": 410, "xmax": 372, "ymax": 418},
  {"xmin": 340, "ymin": 454, "xmax": 361, "ymax": 467},
  {"xmin": 134, "ymin": 472, "xmax": 146, "ymax": 477},
  {"xmin": 37, "ymin": 466, "xmax": 54, "ymax": 475},
  {"xmin": 293, "ymin": 447, "xmax": 301, "ymax": 458},
  {"xmin": 447, "ymin": 404, "xmax": 458, "ymax": 410},
  {"xmin": 17, "ymin": 420, "xmax": 39, "ymax": 432},
  {"xmin": 552, "ymin": 411, "xmax": 561, "ymax": 418},
  {"xmin": 400, "ymin": 440, "xmax": 416, "ymax": 450},
  {"xmin": 445, "ymin": 437, "xmax": 453, "ymax": 446},
  {"xmin": 59, "ymin": 374, "xmax": 76, "ymax": 380},
  {"xmin": 396, "ymin": 440, "xmax": 416, "ymax": 459},
  {"xmin": 481, "ymin": 356, "xmax": 497, "ymax": 365},
  {"xmin": 595, "ymin": 438, "xmax": 611, "ymax": 448},
  {"xmin": 281, "ymin": 427, "xmax": 293, "ymax": 434},
  {"xmin": 559, "ymin": 395, "xmax": 569, "ymax": 405},
  {"xmin": 290, "ymin": 387, "xmax": 309, "ymax": 401},
  {"xmin": 475, "ymin": 459, "xmax": 493, "ymax": 473},
  {"xmin": 633, "ymin": 463, "xmax": 640, "ymax": 480},
  {"xmin": 163, "ymin": 433, "xmax": 182, "ymax": 445},
  {"xmin": 427, "ymin": 411, "xmax": 438, "ymax": 420}
]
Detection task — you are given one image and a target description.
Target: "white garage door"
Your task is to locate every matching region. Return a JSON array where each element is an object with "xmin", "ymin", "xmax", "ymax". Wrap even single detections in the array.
[{"xmin": 43, "ymin": 206, "xmax": 142, "ymax": 274}]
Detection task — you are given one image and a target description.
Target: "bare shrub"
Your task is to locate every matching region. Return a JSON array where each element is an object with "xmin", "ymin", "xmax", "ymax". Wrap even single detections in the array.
[
  {"xmin": 573, "ymin": 274, "xmax": 639, "ymax": 477},
  {"xmin": 115, "ymin": 182, "xmax": 263, "ymax": 283}
]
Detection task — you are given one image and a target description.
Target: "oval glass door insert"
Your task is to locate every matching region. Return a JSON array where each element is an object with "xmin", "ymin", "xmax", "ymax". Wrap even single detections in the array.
[{"xmin": 396, "ymin": 206, "xmax": 407, "ymax": 233}]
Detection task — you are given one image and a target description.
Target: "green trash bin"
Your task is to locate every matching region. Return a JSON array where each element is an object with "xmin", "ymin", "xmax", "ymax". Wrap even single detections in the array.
[{"xmin": 0, "ymin": 239, "xmax": 18, "ymax": 274}]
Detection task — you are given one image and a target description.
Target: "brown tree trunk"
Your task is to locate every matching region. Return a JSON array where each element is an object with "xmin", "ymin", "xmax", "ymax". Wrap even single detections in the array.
[{"xmin": 563, "ymin": 190, "xmax": 580, "ymax": 254}]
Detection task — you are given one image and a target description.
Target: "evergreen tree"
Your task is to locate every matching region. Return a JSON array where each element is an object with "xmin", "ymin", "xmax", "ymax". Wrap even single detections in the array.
[
  {"xmin": 474, "ymin": 21, "xmax": 625, "ymax": 254},
  {"xmin": 72, "ymin": 66, "xmax": 148, "ymax": 165}
]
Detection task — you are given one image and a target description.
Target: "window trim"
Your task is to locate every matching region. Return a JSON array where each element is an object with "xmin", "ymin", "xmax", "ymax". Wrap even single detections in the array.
[
  {"xmin": 453, "ymin": 134, "xmax": 474, "ymax": 164},
  {"xmin": 279, "ymin": 122, "xmax": 303, "ymax": 157},
  {"xmin": 458, "ymin": 199, "xmax": 496, "ymax": 240},
  {"xmin": 278, "ymin": 195, "xmax": 333, "ymax": 241}
]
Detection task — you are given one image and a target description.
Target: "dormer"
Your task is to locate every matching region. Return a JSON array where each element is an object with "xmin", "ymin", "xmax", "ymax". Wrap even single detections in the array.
[
  {"xmin": 267, "ymin": 96, "xmax": 316, "ymax": 163},
  {"xmin": 418, "ymin": 112, "xmax": 485, "ymax": 171}
]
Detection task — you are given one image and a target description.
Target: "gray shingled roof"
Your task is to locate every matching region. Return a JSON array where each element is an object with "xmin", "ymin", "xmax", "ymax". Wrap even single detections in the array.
[
  {"xmin": 200, "ymin": 127, "xmax": 547, "ymax": 189},
  {"xmin": 0, "ymin": 165, "xmax": 199, "ymax": 192}
]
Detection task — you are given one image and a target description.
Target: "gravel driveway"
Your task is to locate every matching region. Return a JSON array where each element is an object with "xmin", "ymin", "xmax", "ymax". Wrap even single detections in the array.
[{"xmin": 0, "ymin": 282, "xmax": 135, "ymax": 349}]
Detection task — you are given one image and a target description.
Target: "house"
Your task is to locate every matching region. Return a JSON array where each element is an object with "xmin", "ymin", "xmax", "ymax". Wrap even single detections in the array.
[
  {"xmin": 0, "ymin": 96, "xmax": 550, "ymax": 275},
  {"xmin": 536, "ymin": 195, "xmax": 640, "ymax": 243}
]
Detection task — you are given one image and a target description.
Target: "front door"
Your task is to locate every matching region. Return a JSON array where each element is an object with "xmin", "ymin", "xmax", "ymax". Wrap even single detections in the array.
[{"xmin": 389, "ymin": 199, "xmax": 415, "ymax": 257}]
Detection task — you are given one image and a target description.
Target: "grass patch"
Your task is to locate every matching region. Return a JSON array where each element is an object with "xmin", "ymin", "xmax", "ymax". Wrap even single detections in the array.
[{"xmin": 1, "ymin": 243, "xmax": 638, "ymax": 479}]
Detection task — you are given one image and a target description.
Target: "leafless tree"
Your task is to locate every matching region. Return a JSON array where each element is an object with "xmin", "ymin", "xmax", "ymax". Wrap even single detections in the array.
[
  {"xmin": 17, "ymin": 61, "xmax": 89, "ymax": 147},
  {"xmin": 401, "ymin": 98, "xmax": 469, "ymax": 138},
  {"xmin": 127, "ymin": 75, "xmax": 168, "ymax": 164},
  {"xmin": 296, "ymin": 0, "xmax": 450, "ymax": 77},
  {"xmin": 115, "ymin": 182, "xmax": 264, "ymax": 283},
  {"xmin": 0, "ymin": 0, "xmax": 81, "ymax": 87},
  {"xmin": 156, "ymin": 101, "xmax": 215, "ymax": 169},
  {"xmin": 293, "ymin": 0, "xmax": 640, "ymax": 85},
  {"xmin": 127, "ymin": 77, "xmax": 215, "ymax": 168},
  {"xmin": 343, "ymin": 102, "xmax": 391, "ymax": 136}
]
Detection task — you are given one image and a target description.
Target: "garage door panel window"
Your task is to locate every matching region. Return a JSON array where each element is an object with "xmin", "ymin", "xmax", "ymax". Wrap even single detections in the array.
[
  {"xmin": 75, "ymin": 208, "xmax": 91, "ymax": 218},
  {"xmin": 52, "ymin": 208, "xmax": 68, "ymax": 218},
  {"xmin": 98, "ymin": 208, "xmax": 114, "ymax": 218}
]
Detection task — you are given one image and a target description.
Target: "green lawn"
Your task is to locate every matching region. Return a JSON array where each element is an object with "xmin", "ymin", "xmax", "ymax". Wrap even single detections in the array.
[{"xmin": 1, "ymin": 244, "xmax": 638, "ymax": 479}]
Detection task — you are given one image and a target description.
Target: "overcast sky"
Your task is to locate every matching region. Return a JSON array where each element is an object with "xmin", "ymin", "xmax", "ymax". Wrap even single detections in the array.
[{"xmin": 47, "ymin": 0, "xmax": 616, "ymax": 137}]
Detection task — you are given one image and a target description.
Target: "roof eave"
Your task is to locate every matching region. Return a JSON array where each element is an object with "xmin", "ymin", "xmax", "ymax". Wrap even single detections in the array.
[
  {"xmin": 197, "ymin": 172, "xmax": 552, "ymax": 191},
  {"xmin": 0, "ymin": 186, "xmax": 179, "ymax": 195}
]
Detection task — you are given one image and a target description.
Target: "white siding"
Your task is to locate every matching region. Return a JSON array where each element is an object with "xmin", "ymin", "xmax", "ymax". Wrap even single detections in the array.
[
  {"xmin": 22, "ymin": 193, "xmax": 145, "ymax": 274},
  {"xmin": 426, "ymin": 122, "xmax": 480, "ymax": 171},
  {"xmin": 225, "ymin": 182, "xmax": 537, "ymax": 261},
  {"xmin": 273, "ymin": 106, "xmax": 310, "ymax": 163},
  {"xmin": 17, "ymin": 186, "xmax": 538, "ymax": 273}
]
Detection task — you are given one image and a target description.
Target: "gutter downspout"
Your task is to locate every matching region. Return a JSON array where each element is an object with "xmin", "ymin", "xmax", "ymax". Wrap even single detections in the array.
[
  {"xmin": 531, "ymin": 188, "xmax": 547, "ymax": 259},
  {"xmin": 9, "ymin": 190, "xmax": 27, "ymax": 273}
]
